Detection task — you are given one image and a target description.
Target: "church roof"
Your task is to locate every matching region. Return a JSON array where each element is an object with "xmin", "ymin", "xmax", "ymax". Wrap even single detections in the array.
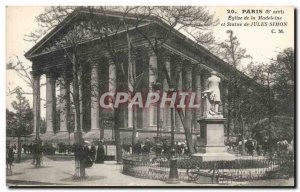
[
  {"xmin": 24, "ymin": 7, "xmax": 263, "ymax": 90},
  {"xmin": 24, "ymin": 8, "xmax": 155, "ymax": 59}
]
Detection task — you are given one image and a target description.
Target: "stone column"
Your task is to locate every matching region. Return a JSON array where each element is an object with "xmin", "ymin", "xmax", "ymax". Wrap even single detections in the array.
[
  {"xmin": 163, "ymin": 55, "xmax": 171, "ymax": 131},
  {"xmin": 108, "ymin": 56, "xmax": 117, "ymax": 132},
  {"xmin": 128, "ymin": 58, "xmax": 135, "ymax": 128},
  {"xmin": 46, "ymin": 72, "xmax": 56, "ymax": 134},
  {"xmin": 128, "ymin": 104, "xmax": 133, "ymax": 128},
  {"xmin": 148, "ymin": 49, "xmax": 158, "ymax": 126},
  {"xmin": 182, "ymin": 62, "xmax": 192, "ymax": 133},
  {"xmin": 32, "ymin": 72, "xmax": 40, "ymax": 136},
  {"xmin": 59, "ymin": 75, "xmax": 70, "ymax": 132},
  {"xmin": 175, "ymin": 66, "xmax": 182, "ymax": 132},
  {"xmin": 109, "ymin": 58, "xmax": 117, "ymax": 93},
  {"xmin": 222, "ymin": 81, "xmax": 228, "ymax": 117},
  {"xmin": 192, "ymin": 66, "xmax": 202, "ymax": 133},
  {"xmin": 91, "ymin": 63, "xmax": 100, "ymax": 130}
]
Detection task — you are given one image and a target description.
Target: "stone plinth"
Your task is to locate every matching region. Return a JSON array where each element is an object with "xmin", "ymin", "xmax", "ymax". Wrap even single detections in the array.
[{"xmin": 192, "ymin": 117, "xmax": 235, "ymax": 161}]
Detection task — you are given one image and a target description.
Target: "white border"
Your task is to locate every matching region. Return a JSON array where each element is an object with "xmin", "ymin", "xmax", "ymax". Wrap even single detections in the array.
[{"xmin": 1, "ymin": 0, "xmax": 298, "ymax": 192}]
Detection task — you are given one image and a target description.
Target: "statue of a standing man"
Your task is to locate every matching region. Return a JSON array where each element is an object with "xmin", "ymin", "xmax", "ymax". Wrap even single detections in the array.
[{"xmin": 203, "ymin": 71, "xmax": 221, "ymax": 116}]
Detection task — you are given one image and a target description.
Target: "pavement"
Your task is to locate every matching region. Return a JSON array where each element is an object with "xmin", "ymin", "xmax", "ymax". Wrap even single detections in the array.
[
  {"xmin": 6, "ymin": 157, "xmax": 294, "ymax": 187},
  {"xmin": 6, "ymin": 158, "xmax": 208, "ymax": 187}
]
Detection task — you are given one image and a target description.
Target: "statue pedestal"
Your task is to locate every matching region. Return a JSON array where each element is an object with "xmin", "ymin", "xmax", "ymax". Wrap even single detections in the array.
[{"xmin": 192, "ymin": 118, "xmax": 235, "ymax": 161}]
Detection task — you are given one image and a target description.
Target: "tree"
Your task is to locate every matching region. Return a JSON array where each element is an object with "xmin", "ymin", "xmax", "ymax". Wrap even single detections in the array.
[
  {"xmin": 6, "ymin": 109, "xmax": 17, "ymax": 136},
  {"xmin": 246, "ymin": 48, "xmax": 295, "ymax": 144},
  {"xmin": 245, "ymin": 63, "xmax": 270, "ymax": 122},
  {"xmin": 217, "ymin": 30, "xmax": 253, "ymax": 154},
  {"xmin": 6, "ymin": 54, "xmax": 48, "ymax": 140},
  {"xmin": 32, "ymin": 6, "xmax": 216, "ymax": 153},
  {"xmin": 271, "ymin": 48, "xmax": 294, "ymax": 116},
  {"xmin": 21, "ymin": 7, "xmax": 218, "ymax": 172},
  {"xmin": 7, "ymin": 56, "xmax": 33, "ymax": 95},
  {"xmin": 25, "ymin": 6, "xmax": 130, "ymax": 176},
  {"xmin": 124, "ymin": 6, "xmax": 217, "ymax": 153},
  {"xmin": 8, "ymin": 87, "xmax": 33, "ymax": 162},
  {"xmin": 253, "ymin": 116, "xmax": 294, "ymax": 144}
]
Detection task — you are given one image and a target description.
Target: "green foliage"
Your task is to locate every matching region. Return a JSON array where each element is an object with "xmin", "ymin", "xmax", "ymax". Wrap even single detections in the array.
[
  {"xmin": 219, "ymin": 30, "xmax": 258, "ymax": 138},
  {"xmin": 272, "ymin": 48, "xmax": 294, "ymax": 116},
  {"xmin": 247, "ymin": 48, "xmax": 294, "ymax": 142},
  {"xmin": 7, "ymin": 87, "xmax": 33, "ymax": 136},
  {"xmin": 219, "ymin": 30, "xmax": 252, "ymax": 67},
  {"xmin": 6, "ymin": 109, "xmax": 17, "ymax": 135},
  {"xmin": 252, "ymin": 116, "xmax": 294, "ymax": 143}
]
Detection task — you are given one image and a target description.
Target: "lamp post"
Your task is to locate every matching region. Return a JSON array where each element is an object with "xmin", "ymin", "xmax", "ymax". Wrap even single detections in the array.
[{"xmin": 166, "ymin": 87, "xmax": 179, "ymax": 184}]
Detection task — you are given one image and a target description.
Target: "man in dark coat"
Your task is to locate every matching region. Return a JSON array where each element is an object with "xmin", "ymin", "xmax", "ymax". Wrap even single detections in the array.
[
  {"xmin": 90, "ymin": 144, "xmax": 96, "ymax": 162},
  {"xmin": 95, "ymin": 141, "xmax": 105, "ymax": 164},
  {"xmin": 132, "ymin": 140, "xmax": 142, "ymax": 155},
  {"xmin": 245, "ymin": 139, "xmax": 254, "ymax": 156},
  {"xmin": 83, "ymin": 144, "xmax": 93, "ymax": 168},
  {"xmin": 142, "ymin": 138, "xmax": 152, "ymax": 154},
  {"xmin": 6, "ymin": 146, "xmax": 14, "ymax": 175},
  {"xmin": 32, "ymin": 140, "xmax": 43, "ymax": 168}
]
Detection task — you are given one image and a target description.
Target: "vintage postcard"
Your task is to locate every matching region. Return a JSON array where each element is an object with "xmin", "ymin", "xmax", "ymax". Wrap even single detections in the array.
[{"xmin": 6, "ymin": 6, "xmax": 295, "ymax": 187}]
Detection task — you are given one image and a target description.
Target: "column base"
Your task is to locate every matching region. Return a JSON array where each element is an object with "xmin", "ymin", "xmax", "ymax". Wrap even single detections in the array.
[
  {"xmin": 197, "ymin": 146, "xmax": 228, "ymax": 153},
  {"xmin": 38, "ymin": 132, "xmax": 56, "ymax": 142},
  {"xmin": 89, "ymin": 128, "xmax": 101, "ymax": 131},
  {"xmin": 57, "ymin": 130, "xmax": 69, "ymax": 133},
  {"xmin": 192, "ymin": 152, "xmax": 236, "ymax": 161}
]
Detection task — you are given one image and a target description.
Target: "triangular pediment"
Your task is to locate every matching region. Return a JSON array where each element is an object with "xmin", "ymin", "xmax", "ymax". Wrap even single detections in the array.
[{"xmin": 25, "ymin": 9, "xmax": 152, "ymax": 59}]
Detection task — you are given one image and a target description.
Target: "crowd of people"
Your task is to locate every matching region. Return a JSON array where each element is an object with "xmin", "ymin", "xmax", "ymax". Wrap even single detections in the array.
[
  {"xmin": 226, "ymin": 136, "xmax": 294, "ymax": 157},
  {"xmin": 129, "ymin": 137, "xmax": 190, "ymax": 157},
  {"xmin": 20, "ymin": 142, "xmax": 43, "ymax": 155},
  {"xmin": 6, "ymin": 140, "xmax": 43, "ymax": 170},
  {"xmin": 74, "ymin": 140, "xmax": 106, "ymax": 171},
  {"xmin": 7, "ymin": 135, "xmax": 294, "ymax": 175},
  {"xmin": 128, "ymin": 136, "xmax": 294, "ymax": 158},
  {"xmin": 6, "ymin": 139, "xmax": 107, "ymax": 171}
]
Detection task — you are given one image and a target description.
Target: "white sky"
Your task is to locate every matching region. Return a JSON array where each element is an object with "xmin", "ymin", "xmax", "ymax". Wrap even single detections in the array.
[
  {"xmin": 6, "ymin": 7, "xmax": 47, "ymax": 116},
  {"xmin": 6, "ymin": 6, "xmax": 294, "ymax": 117},
  {"xmin": 209, "ymin": 6, "xmax": 294, "ymax": 64}
]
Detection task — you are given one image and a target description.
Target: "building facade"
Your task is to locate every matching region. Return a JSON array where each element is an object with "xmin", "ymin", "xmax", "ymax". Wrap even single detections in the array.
[{"xmin": 25, "ymin": 8, "xmax": 257, "ymax": 143}]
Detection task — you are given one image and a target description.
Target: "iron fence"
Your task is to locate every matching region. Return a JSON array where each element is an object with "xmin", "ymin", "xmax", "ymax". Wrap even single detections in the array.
[{"xmin": 122, "ymin": 154, "xmax": 294, "ymax": 184}]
